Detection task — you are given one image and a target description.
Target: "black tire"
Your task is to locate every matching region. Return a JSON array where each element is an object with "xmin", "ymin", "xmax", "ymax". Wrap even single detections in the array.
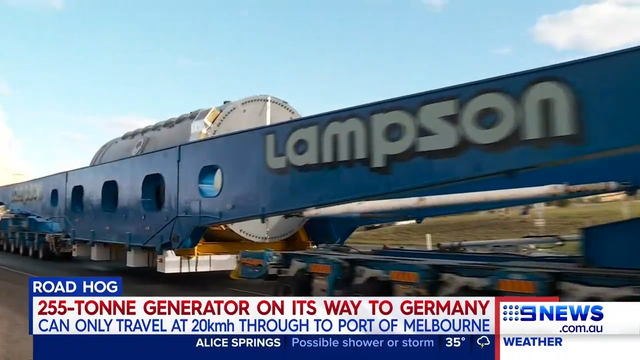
[
  {"xmin": 350, "ymin": 278, "xmax": 394, "ymax": 296},
  {"xmin": 38, "ymin": 244, "xmax": 53, "ymax": 261},
  {"xmin": 10, "ymin": 242, "xmax": 18, "ymax": 254},
  {"xmin": 273, "ymin": 272, "xmax": 313, "ymax": 296},
  {"xmin": 28, "ymin": 244, "xmax": 37, "ymax": 258},
  {"xmin": 612, "ymin": 296, "xmax": 640, "ymax": 302},
  {"xmin": 450, "ymin": 286, "xmax": 491, "ymax": 296},
  {"xmin": 59, "ymin": 252, "xmax": 73, "ymax": 261},
  {"xmin": 19, "ymin": 242, "xmax": 28, "ymax": 256},
  {"xmin": 1, "ymin": 241, "xmax": 8, "ymax": 252}
]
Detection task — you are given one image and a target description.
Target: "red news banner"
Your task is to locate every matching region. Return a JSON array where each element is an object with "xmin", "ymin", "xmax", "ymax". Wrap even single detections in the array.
[{"xmin": 32, "ymin": 297, "xmax": 495, "ymax": 335}]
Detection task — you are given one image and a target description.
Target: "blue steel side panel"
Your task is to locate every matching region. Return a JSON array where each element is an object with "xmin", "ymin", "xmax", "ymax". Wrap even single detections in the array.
[
  {"xmin": 178, "ymin": 46, "xmax": 640, "ymax": 227},
  {"xmin": 63, "ymin": 149, "xmax": 179, "ymax": 248},
  {"xmin": 0, "ymin": 173, "xmax": 67, "ymax": 226},
  {"xmin": 0, "ymin": 47, "xmax": 639, "ymax": 250},
  {"xmin": 29, "ymin": 217, "xmax": 62, "ymax": 232},
  {"xmin": 582, "ymin": 218, "xmax": 640, "ymax": 270}
]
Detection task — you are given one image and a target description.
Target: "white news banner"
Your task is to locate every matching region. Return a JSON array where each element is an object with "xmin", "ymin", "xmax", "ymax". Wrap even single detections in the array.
[
  {"xmin": 31, "ymin": 297, "xmax": 495, "ymax": 335},
  {"xmin": 500, "ymin": 336, "xmax": 640, "ymax": 360},
  {"xmin": 499, "ymin": 302, "xmax": 640, "ymax": 335},
  {"xmin": 498, "ymin": 302, "xmax": 640, "ymax": 360}
]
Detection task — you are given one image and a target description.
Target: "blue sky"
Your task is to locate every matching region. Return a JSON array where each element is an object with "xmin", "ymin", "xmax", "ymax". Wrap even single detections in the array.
[{"xmin": 0, "ymin": 0, "xmax": 638, "ymax": 182}]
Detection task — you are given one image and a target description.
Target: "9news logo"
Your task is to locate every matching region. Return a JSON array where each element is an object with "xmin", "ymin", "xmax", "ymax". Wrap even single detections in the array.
[
  {"xmin": 501, "ymin": 305, "xmax": 522, "ymax": 322},
  {"xmin": 502, "ymin": 304, "xmax": 604, "ymax": 322}
]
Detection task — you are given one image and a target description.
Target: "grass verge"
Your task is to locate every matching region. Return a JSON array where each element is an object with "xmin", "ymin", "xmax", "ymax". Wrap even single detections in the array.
[{"xmin": 348, "ymin": 201, "xmax": 640, "ymax": 254}]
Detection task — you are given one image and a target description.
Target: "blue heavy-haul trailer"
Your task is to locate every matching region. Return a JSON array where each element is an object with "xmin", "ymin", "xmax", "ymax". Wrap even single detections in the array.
[{"xmin": 2, "ymin": 46, "xmax": 640, "ymax": 300}]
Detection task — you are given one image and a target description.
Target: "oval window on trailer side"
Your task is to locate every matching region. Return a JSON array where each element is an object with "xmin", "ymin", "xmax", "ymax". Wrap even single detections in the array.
[
  {"xmin": 198, "ymin": 165, "xmax": 223, "ymax": 198},
  {"xmin": 101, "ymin": 180, "xmax": 119, "ymax": 212},
  {"xmin": 141, "ymin": 173, "xmax": 165, "ymax": 212},
  {"xmin": 50, "ymin": 189, "xmax": 59, "ymax": 207},
  {"xmin": 71, "ymin": 185, "xmax": 84, "ymax": 213}
]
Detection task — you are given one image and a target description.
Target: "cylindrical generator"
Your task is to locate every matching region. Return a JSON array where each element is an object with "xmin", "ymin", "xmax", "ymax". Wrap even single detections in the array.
[
  {"xmin": 90, "ymin": 95, "xmax": 307, "ymax": 244},
  {"xmin": 90, "ymin": 95, "xmax": 299, "ymax": 165}
]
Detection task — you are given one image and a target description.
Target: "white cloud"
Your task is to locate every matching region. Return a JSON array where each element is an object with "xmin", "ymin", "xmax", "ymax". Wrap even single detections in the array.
[
  {"xmin": 177, "ymin": 58, "xmax": 203, "ymax": 66},
  {"xmin": 492, "ymin": 47, "xmax": 513, "ymax": 55},
  {"xmin": 4, "ymin": 0, "xmax": 64, "ymax": 10},
  {"xmin": 0, "ymin": 80, "xmax": 11, "ymax": 96},
  {"xmin": 95, "ymin": 114, "xmax": 158, "ymax": 135},
  {"xmin": 422, "ymin": 0, "xmax": 448, "ymax": 12},
  {"xmin": 21, "ymin": 111, "xmax": 157, "ymax": 176},
  {"xmin": 0, "ymin": 106, "xmax": 158, "ymax": 181},
  {"xmin": 532, "ymin": 0, "xmax": 640, "ymax": 52},
  {"xmin": 59, "ymin": 131, "xmax": 86, "ymax": 143},
  {"xmin": 0, "ymin": 104, "xmax": 31, "ymax": 185},
  {"xmin": 34, "ymin": 112, "xmax": 157, "ymax": 139}
]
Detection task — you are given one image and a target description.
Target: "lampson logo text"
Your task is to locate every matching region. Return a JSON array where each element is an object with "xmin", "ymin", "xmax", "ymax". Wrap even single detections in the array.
[{"xmin": 265, "ymin": 80, "xmax": 580, "ymax": 173}]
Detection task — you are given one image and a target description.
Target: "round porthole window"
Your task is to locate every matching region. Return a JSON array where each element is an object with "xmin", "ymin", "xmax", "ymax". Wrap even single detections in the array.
[{"xmin": 198, "ymin": 165, "xmax": 223, "ymax": 198}]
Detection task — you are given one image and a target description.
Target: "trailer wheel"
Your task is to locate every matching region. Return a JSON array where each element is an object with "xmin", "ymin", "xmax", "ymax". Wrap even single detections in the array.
[
  {"xmin": 613, "ymin": 296, "xmax": 640, "ymax": 302},
  {"xmin": 28, "ymin": 245, "xmax": 36, "ymax": 258},
  {"xmin": 453, "ymin": 287, "xmax": 490, "ymax": 296},
  {"xmin": 38, "ymin": 244, "xmax": 53, "ymax": 261},
  {"xmin": 273, "ymin": 272, "xmax": 313, "ymax": 296},
  {"xmin": 350, "ymin": 278, "xmax": 394, "ymax": 296},
  {"xmin": 1, "ymin": 241, "xmax": 8, "ymax": 252},
  {"xmin": 18, "ymin": 243, "xmax": 26, "ymax": 256},
  {"xmin": 10, "ymin": 242, "xmax": 18, "ymax": 254}
]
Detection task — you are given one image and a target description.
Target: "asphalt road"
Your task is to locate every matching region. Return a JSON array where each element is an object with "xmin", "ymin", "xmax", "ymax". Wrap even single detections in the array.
[{"xmin": 0, "ymin": 252, "xmax": 274, "ymax": 360}]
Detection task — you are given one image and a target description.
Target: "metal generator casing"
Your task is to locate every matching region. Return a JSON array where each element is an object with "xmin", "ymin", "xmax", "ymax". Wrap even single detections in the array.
[
  {"xmin": 90, "ymin": 95, "xmax": 300, "ymax": 166},
  {"xmin": 90, "ymin": 95, "xmax": 307, "ymax": 243}
]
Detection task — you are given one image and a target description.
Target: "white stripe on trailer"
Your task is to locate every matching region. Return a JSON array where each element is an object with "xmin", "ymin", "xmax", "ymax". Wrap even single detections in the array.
[{"xmin": 296, "ymin": 182, "xmax": 623, "ymax": 218}]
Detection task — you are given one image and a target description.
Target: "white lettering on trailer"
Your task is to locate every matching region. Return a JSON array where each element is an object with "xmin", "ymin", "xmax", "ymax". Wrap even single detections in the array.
[
  {"xmin": 265, "ymin": 80, "xmax": 579, "ymax": 172},
  {"xmin": 11, "ymin": 184, "xmax": 43, "ymax": 203}
]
